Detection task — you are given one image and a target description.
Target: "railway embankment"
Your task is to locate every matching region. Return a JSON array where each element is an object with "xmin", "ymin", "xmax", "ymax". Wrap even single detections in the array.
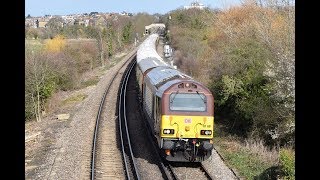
[{"xmin": 25, "ymin": 49, "xmax": 136, "ymax": 179}]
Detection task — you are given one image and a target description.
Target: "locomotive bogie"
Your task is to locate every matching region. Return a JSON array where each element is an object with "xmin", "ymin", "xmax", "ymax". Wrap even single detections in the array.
[{"xmin": 161, "ymin": 138, "xmax": 213, "ymax": 162}]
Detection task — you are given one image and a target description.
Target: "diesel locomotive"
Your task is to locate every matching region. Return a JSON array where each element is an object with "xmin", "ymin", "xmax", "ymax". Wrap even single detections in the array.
[{"xmin": 136, "ymin": 33, "xmax": 214, "ymax": 162}]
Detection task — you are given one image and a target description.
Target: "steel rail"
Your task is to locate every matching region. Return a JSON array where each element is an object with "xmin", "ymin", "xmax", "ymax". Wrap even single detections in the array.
[
  {"xmin": 90, "ymin": 52, "xmax": 136, "ymax": 180},
  {"xmin": 200, "ymin": 163, "xmax": 214, "ymax": 180},
  {"xmin": 118, "ymin": 60, "xmax": 141, "ymax": 180}
]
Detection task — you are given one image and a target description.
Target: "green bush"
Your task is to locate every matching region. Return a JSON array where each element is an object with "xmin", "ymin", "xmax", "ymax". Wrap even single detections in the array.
[
  {"xmin": 122, "ymin": 22, "xmax": 133, "ymax": 44},
  {"xmin": 208, "ymin": 39, "xmax": 276, "ymax": 137},
  {"xmin": 40, "ymin": 77, "xmax": 56, "ymax": 99},
  {"xmin": 54, "ymin": 73, "xmax": 76, "ymax": 91},
  {"xmin": 279, "ymin": 148, "xmax": 295, "ymax": 179}
]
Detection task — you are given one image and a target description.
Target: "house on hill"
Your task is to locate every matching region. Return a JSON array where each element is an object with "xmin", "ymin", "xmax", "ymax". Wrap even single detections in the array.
[{"xmin": 184, "ymin": 1, "xmax": 206, "ymax": 10}]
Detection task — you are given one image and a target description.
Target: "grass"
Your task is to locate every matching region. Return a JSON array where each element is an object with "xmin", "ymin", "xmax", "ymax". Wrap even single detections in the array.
[
  {"xmin": 62, "ymin": 94, "xmax": 88, "ymax": 105},
  {"xmin": 279, "ymin": 148, "xmax": 295, "ymax": 179},
  {"xmin": 103, "ymin": 55, "xmax": 126, "ymax": 71},
  {"xmin": 77, "ymin": 56, "xmax": 123, "ymax": 90},
  {"xmin": 214, "ymin": 136, "xmax": 279, "ymax": 180},
  {"xmin": 244, "ymin": 139, "xmax": 279, "ymax": 165},
  {"xmin": 25, "ymin": 39, "xmax": 45, "ymax": 53},
  {"xmin": 80, "ymin": 78, "xmax": 99, "ymax": 88}
]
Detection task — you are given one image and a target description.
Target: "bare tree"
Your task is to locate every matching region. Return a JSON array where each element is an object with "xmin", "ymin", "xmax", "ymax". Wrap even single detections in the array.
[
  {"xmin": 97, "ymin": 28, "xmax": 105, "ymax": 67},
  {"xmin": 113, "ymin": 15, "xmax": 130, "ymax": 51},
  {"xmin": 25, "ymin": 51, "xmax": 50, "ymax": 122},
  {"xmin": 46, "ymin": 17, "xmax": 64, "ymax": 38},
  {"xmin": 252, "ymin": 3, "xmax": 295, "ymax": 112},
  {"xmin": 88, "ymin": 26, "xmax": 107, "ymax": 67}
]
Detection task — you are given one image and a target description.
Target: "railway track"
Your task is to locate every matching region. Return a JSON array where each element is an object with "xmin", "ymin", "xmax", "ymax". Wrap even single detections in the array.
[
  {"xmin": 165, "ymin": 162, "xmax": 213, "ymax": 180},
  {"xmin": 90, "ymin": 52, "xmax": 136, "ymax": 180},
  {"xmin": 200, "ymin": 163, "xmax": 215, "ymax": 179},
  {"xmin": 118, "ymin": 60, "xmax": 141, "ymax": 180}
]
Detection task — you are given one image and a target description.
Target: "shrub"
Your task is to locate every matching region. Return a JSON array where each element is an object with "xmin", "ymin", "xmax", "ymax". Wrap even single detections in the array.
[
  {"xmin": 279, "ymin": 148, "xmax": 295, "ymax": 179},
  {"xmin": 39, "ymin": 76, "xmax": 56, "ymax": 99},
  {"xmin": 122, "ymin": 22, "xmax": 133, "ymax": 44},
  {"xmin": 45, "ymin": 35, "xmax": 66, "ymax": 52}
]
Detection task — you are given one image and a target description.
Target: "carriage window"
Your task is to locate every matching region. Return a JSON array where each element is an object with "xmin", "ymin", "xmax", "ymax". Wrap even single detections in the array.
[{"xmin": 169, "ymin": 93, "xmax": 206, "ymax": 112}]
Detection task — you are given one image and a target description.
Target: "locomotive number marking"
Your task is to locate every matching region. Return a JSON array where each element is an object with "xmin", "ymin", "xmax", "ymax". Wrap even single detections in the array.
[{"xmin": 184, "ymin": 118, "xmax": 192, "ymax": 124}]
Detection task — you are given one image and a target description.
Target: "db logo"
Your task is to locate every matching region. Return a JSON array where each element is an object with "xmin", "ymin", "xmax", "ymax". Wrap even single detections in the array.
[{"xmin": 184, "ymin": 118, "xmax": 192, "ymax": 124}]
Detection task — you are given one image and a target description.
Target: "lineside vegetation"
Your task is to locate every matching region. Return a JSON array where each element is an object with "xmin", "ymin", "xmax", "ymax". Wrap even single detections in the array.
[
  {"xmin": 25, "ymin": 13, "xmax": 158, "ymax": 122},
  {"xmin": 164, "ymin": 0, "xmax": 294, "ymax": 178}
]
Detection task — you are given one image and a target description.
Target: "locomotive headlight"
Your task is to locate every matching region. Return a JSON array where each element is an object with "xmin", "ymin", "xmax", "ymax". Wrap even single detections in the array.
[
  {"xmin": 200, "ymin": 130, "xmax": 212, "ymax": 135},
  {"xmin": 163, "ymin": 129, "xmax": 174, "ymax": 134}
]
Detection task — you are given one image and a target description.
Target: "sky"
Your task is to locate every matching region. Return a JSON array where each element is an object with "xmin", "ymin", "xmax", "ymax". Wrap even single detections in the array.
[{"xmin": 25, "ymin": 0, "xmax": 241, "ymax": 17}]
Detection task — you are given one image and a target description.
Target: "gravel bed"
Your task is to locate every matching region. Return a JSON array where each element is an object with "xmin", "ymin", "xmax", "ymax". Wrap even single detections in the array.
[{"xmin": 201, "ymin": 147, "xmax": 238, "ymax": 180}]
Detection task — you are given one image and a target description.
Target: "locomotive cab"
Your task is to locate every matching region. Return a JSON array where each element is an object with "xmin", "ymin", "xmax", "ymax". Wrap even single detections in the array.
[{"xmin": 160, "ymin": 81, "xmax": 214, "ymax": 162}]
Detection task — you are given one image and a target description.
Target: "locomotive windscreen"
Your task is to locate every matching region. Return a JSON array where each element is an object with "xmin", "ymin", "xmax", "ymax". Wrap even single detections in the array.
[{"xmin": 169, "ymin": 93, "xmax": 207, "ymax": 112}]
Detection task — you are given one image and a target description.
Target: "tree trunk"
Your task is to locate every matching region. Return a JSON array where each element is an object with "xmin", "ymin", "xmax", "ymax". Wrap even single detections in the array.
[
  {"xmin": 100, "ymin": 50, "xmax": 104, "ymax": 67},
  {"xmin": 31, "ymin": 94, "xmax": 39, "ymax": 122},
  {"xmin": 99, "ymin": 32, "xmax": 105, "ymax": 67},
  {"xmin": 36, "ymin": 84, "xmax": 41, "ymax": 122},
  {"xmin": 117, "ymin": 32, "xmax": 122, "ymax": 49},
  {"xmin": 90, "ymin": 58, "xmax": 93, "ymax": 71}
]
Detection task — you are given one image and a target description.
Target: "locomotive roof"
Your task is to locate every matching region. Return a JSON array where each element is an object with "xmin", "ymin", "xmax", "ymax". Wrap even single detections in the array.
[
  {"xmin": 156, "ymin": 79, "xmax": 211, "ymax": 98},
  {"xmin": 145, "ymin": 66, "xmax": 191, "ymax": 93},
  {"xmin": 155, "ymin": 79, "xmax": 183, "ymax": 97},
  {"xmin": 137, "ymin": 57, "xmax": 169, "ymax": 74}
]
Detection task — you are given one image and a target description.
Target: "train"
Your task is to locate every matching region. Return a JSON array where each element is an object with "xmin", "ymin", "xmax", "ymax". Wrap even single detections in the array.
[{"xmin": 136, "ymin": 33, "xmax": 214, "ymax": 162}]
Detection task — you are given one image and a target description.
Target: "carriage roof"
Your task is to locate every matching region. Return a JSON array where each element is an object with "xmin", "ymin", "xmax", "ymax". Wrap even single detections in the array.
[{"xmin": 144, "ymin": 66, "xmax": 192, "ymax": 97}]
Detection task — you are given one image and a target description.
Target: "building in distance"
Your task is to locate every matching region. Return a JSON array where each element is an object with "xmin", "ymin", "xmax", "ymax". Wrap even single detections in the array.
[{"xmin": 184, "ymin": 1, "xmax": 206, "ymax": 10}]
